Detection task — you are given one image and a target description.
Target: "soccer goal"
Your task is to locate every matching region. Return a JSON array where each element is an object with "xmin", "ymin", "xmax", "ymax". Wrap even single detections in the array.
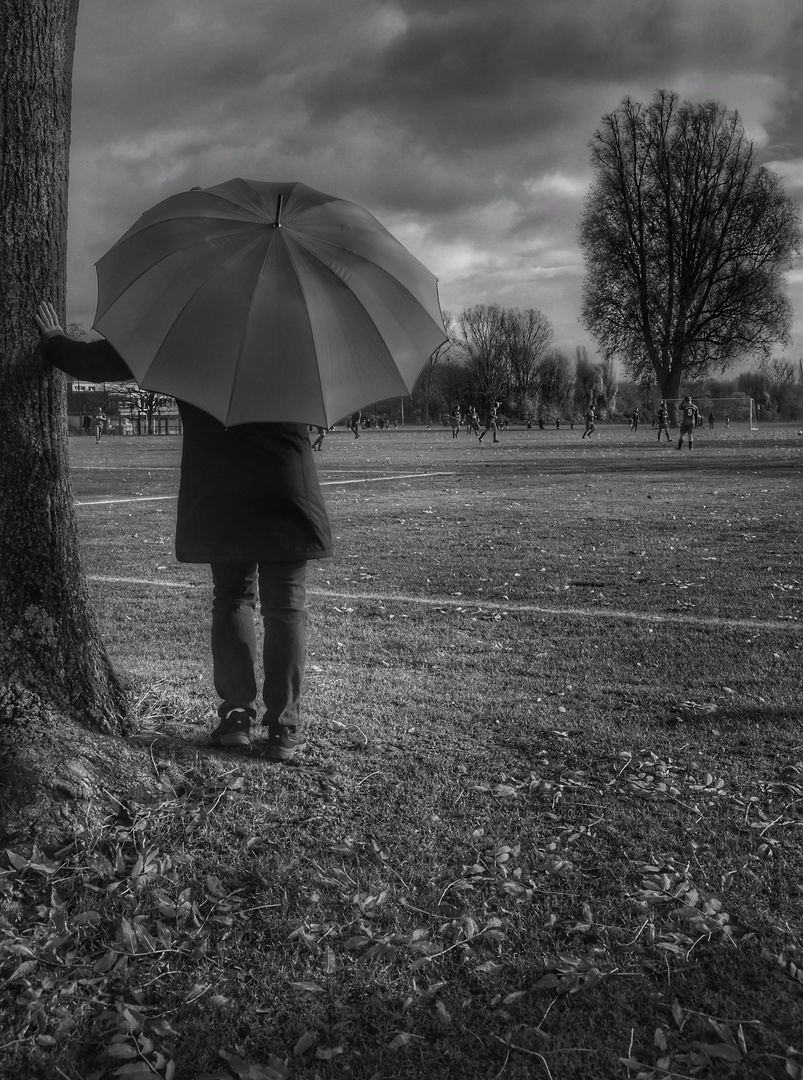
[{"xmin": 655, "ymin": 395, "xmax": 757, "ymax": 431}]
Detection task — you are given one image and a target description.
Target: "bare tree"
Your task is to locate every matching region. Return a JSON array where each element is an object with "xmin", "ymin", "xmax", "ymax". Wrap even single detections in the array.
[
  {"xmin": 758, "ymin": 357, "xmax": 799, "ymax": 418},
  {"xmin": 457, "ymin": 304, "xmax": 509, "ymax": 405},
  {"xmin": 0, "ymin": 2, "xmax": 159, "ymax": 844},
  {"xmin": 503, "ymin": 307, "xmax": 554, "ymax": 402},
  {"xmin": 537, "ymin": 350, "xmax": 574, "ymax": 415},
  {"xmin": 579, "ymin": 90, "xmax": 801, "ymax": 402},
  {"xmin": 573, "ymin": 352, "xmax": 605, "ymax": 413},
  {"xmin": 737, "ymin": 370, "xmax": 771, "ymax": 409},
  {"xmin": 110, "ymin": 384, "xmax": 176, "ymax": 433},
  {"xmin": 433, "ymin": 354, "xmax": 472, "ymax": 417}
]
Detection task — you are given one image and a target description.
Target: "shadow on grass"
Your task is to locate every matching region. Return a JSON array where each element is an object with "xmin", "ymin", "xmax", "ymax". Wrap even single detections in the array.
[
  {"xmin": 463, "ymin": 454, "xmax": 802, "ymax": 480},
  {"xmin": 713, "ymin": 703, "xmax": 803, "ymax": 727},
  {"xmin": 125, "ymin": 723, "xmax": 326, "ymax": 768}
]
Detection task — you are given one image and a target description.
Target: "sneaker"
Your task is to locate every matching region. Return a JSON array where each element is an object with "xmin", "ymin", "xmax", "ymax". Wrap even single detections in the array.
[
  {"xmin": 210, "ymin": 708, "xmax": 252, "ymax": 748},
  {"xmin": 263, "ymin": 727, "xmax": 307, "ymax": 762}
]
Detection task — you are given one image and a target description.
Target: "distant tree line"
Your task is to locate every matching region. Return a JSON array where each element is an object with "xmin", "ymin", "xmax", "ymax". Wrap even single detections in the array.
[
  {"xmin": 616, "ymin": 357, "xmax": 803, "ymax": 422},
  {"xmin": 406, "ymin": 300, "xmax": 803, "ymax": 426},
  {"xmin": 409, "ymin": 304, "xmax": 618, "ymax": 424}
]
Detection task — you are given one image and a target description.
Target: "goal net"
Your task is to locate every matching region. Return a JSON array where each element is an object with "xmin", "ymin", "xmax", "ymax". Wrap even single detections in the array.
[{"xmin": 653, "ymin": 395, "xmax": 757, "ymax": 431}]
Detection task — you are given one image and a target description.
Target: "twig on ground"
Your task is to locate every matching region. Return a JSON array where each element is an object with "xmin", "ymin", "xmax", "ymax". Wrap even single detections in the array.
[
  {"xmin": 400, "ymin": 897, "xmax": 440, "ymax": 918},
  {"xmin": 493, "ymin": 1036, "xmax": 554, "ymax": 1080},
  {"xmin": 425, "ymin": 926, "xmax": 492, "ymax": 961},
  {"xmin": 356, "ymin": 771, "xmax": 383, "ymax": 787},
  {"xmin": 490, "ymin": 1043, "xmax": 511, "ymax": 1080},
  {"xmin": 657, "ymin": 1003, "xmax": 762, "ymax": 1025},
  {"xmin": 624, "ymin": 919, "xmax": 652, "ymax": 947},
  {"xmin": 758, "ymin": 814, "xmax": 783, "ymax": 837}
]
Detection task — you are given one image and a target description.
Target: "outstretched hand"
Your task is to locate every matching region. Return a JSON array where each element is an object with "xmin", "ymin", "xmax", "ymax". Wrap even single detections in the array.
[{"xmin": 34, "ymin": 301, "xmax": 64, "ymax": 339}]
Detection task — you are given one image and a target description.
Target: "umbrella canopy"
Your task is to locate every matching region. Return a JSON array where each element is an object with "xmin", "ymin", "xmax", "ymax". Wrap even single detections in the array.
[{"xmin": 93, "ymin": 178, "xmax": 447, "ymax": 427}]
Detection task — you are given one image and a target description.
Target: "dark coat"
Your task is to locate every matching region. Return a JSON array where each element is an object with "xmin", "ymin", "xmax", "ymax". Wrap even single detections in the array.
[{"xmin": 45, "ymin": 335, "xmax": 332, "ymax": 564}]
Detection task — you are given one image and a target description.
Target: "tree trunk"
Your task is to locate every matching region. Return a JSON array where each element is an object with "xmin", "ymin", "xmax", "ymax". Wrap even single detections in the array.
[
  {"xmin": 658, "ymin": 362, "xmax": 683, "ymax": 424},
  {"xmin": 0, "ymin": 2, "xmax": 159, "ymax": 847}
]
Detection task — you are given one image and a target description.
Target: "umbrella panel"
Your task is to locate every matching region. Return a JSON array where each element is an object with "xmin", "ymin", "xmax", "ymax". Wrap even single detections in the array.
[
  {"xmin": 96, "ymin": 218, "xmax": 261, "ymax": 317},
  {"xmin": 289, "ymin": 230, "xmax": 447, "ymax": 384},
  {"xmin": 154, "ymin": 235, "xmax": 325, "ymax": 427}
]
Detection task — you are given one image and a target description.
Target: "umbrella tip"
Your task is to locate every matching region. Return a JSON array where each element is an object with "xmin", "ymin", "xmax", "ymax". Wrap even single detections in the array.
[{"xmin": 274, "ymin": 194, "xmax": 283, "ymax": 227}]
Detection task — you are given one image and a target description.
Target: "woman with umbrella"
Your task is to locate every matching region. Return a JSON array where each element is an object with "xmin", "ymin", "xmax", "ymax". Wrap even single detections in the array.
[
  {"xmin": 34, "ymin": 178, "xmax": 446, "ymax": 760},
  {"xmin": 36, "ymin": 301, "xmax": 331, "ymax": 761}
]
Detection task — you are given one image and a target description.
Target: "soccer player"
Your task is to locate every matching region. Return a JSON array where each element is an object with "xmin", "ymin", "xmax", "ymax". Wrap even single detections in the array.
[
  {"xmin": 92, "ymin": 406, "xmax": 106, "ymax": 444},
  {"xmin": 656, "ymin": 400, "xmax": 670, "ymax": 442},
  {"xmin": 581, "ymin": 405, "xmax": 596, "ymax": 439},
  {"xmin": 677, "ymin": 395, "xmax": 699, "ymax": 450},
  {"xmin": 478, "ymin": 401, "xmax": 500, "ymax": 443}
]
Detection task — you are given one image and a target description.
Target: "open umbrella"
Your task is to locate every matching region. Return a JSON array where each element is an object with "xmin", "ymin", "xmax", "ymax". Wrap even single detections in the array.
[{"xmin": 93, "ymin": 178, "xmax": 447, "ymax": 427}]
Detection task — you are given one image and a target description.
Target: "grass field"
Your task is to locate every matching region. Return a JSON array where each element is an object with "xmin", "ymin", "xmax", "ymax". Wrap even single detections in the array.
[{"xmin": 3, "ymin": 422, "xmax": 802, "ymax": 1080}]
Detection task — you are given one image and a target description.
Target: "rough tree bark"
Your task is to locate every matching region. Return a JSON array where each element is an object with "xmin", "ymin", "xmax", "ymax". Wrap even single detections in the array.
[{"xmin": 0, "ymin": 1, "xmax": 161, "ymax": 847}]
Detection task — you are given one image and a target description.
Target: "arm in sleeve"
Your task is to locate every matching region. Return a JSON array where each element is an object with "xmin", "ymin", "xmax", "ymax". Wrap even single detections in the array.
[{"xmin": 44, "ymin": 334, "xmax": 134, "ymax": 383}]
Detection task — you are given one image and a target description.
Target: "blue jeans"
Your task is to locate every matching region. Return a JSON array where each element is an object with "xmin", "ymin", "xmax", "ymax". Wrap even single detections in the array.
[{"xmin": 210, "ymin": 560, "xmax": 308, "ymax": 732}]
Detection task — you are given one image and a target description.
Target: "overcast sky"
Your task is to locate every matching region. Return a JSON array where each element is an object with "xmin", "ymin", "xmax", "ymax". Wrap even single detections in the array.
[{"xmin": 67, "ymin": 0, "xmax": 803, "ymax": 368}]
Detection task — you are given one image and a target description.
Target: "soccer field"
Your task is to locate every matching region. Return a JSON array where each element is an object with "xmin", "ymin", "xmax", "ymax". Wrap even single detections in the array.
[
  {"xmin": 73, "ymin": 422, "xmax": 802, "ymax": 681},
  {"xmin": 52, "ymin": 422, "xmax": 803, "ymax": 1079},
  {"xmin": 71, "ymin": 422, "xmax": 802, "ymax": 767}
]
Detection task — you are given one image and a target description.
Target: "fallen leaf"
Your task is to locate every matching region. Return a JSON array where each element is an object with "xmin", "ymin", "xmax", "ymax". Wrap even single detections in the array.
[
  {"xmin": 106, "ymin": 1043, "xmax": 138, "ymax": 1060},
  {"xmin": 389, "ymin": 1033, "xmax": 413, "ymax": 1050},
  {"xmin": 315, "ymin": 1046, "xmax": 343, "ymax": 1060},
  {"xmin": 293, "ymin": 1030, "xmax": 317, "ymax": 1056}
]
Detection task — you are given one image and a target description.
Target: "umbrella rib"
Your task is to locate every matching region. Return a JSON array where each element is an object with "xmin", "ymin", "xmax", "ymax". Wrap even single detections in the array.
[
  {"xmin": 222, "ymin": 230, "xmax": 299, "ymax": 427},
  {"xmin": 276, "ymin": 233, "xmax": 447, "ymax": 419},
  {"xmin": 95, "ymin": 222, "xmax": 263, "ymax": 323},
  {"xmin": 239, "ymin": 177, "xmax": 279, "ymax": 222},
  {"xmin": 117, "ymin": 233, "xmax": 271, "ymax": 407},
  {"xmin": 288, "ymin": 232, "xmax": 447, "ymax": 366},
  {"xmin": 269, "ymin": 236, "xmax": 329, "ymax": 425},
  {"xmin": 290, "ymin": 231, "xmax": 443, "ymax": 332}
]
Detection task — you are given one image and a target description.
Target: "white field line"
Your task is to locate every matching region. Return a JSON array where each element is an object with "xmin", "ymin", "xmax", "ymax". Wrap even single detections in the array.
[
  {"xmin": 85, "ymin": 576, "xmax": 801, "ymax": 633},
  {"xmin": 76, "ymin": 495, "xmax": 176, "ymax": 506},
  {"xmin": 72, "ymin": 465, "xmax": 178, "ymax": 471},
  {"xmin": 322, "ymin": 471, "xmax": 455, "ymax": 485},
  {"xmin": 89, "ymin": 575, "xmax": 194, "ymax": 589},
  {"xmin": 74, "ymin": 471, "xmax": 456, "ymax": 506}
]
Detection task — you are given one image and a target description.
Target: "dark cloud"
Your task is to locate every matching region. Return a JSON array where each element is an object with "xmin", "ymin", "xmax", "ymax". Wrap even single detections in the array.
[
  {"xmin": 302, "ymin": 0, "xmax": 788, "ymax": 140},
  {"xmin": 64, "ymin": 0, "xmax": 803, "ymax": 357}
]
